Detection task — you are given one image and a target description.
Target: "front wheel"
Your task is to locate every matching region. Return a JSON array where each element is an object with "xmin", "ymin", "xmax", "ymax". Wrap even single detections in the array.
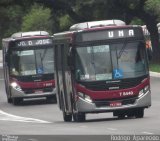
[
  {"xmin": 61, "ymin": 95, "xmax": 72, "ymax": 122},
  {"xmin": 7, "ymin": 97, "xmax": 12, "ymax": 103},
  {"xmin": 73, "ymin": 112, "xmax": 86, "ymax": 122},
  {"xmin": 117, "ymin": 114, "xmax": 125, "ymax": 119},
  {"xmin": 46, "ymin": 95, "xmax": 57, "ymax": 103},
  {"xmin": 63, "ymin": 111, "xmax": 72, "ymax": 122},
  {"xmin": 135, "ymin": 108, "xmax": 144, "ymax": 118},
  {"xmin": 7, "ymin": 86, "xmax": 12, "ymax": 103},
  {"xmin": 12, "ymin": 98, "xmax": 23, "ymax": 105}
]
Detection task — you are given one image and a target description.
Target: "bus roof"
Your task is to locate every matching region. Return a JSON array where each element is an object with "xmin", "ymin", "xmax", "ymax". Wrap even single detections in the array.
[
  {"xmin": 70, "ymin": 19, "xmax": 126, "ymax": 31},
  {"xmin": 54, "ymin": 24, "xmax": 142, "ymax": 40},
  {"xmin": 11, "ymin": 31, "xmax": 49, "ymax": 38},
  {"xmin": 2, "ymin": 31, "xmax": 51, "ymax": 49},
  {"xmin": 2, "ymin": 31, "xmax": 50, "ymax": 42}
]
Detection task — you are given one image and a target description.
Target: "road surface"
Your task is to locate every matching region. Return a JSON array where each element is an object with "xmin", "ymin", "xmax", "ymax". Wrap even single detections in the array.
[{"xmin": 0, "ymin": 69, "xmax": 159, "ymax": 136}]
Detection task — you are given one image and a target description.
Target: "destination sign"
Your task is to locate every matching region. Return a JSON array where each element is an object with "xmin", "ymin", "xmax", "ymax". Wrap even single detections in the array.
[
  {"xmin": 15, "ymin": 38, "xmax": 53, "ymax": 47},
  {"xmin": 78, "ymin": 27, "xmax": 143, "ymax": 42}
]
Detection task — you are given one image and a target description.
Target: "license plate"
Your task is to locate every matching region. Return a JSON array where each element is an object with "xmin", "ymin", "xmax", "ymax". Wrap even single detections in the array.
[
  {"xmin": 110, "ymin": 101, "xmax": 122, "ymax": 107},
  {"xmin": 34, "ymin": 90, "xmax": 43, "ymax": 94}
]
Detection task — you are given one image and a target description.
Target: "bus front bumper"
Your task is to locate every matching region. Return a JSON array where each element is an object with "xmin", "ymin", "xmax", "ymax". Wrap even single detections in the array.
[
  {"xmin": 10, "ymin": 87, "xmax": 56, "ymax": 99},
  {"xmin": 76, "ymin": 90, "xmax": 151, "ymax": 113}
]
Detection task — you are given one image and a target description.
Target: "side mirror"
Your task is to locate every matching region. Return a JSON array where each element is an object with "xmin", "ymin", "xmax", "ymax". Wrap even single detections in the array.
[
  {"xmin": 147, "ymin": 48, "xmax": 152, "ymax": 61},
  {"xmin": 145, "ymin": 41, "xmax": 152, "ymax": 61}
]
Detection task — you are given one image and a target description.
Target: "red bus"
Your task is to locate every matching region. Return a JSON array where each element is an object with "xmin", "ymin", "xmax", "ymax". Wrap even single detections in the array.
[
  {"xmin": 2, "ymin": 31, "xmax": 56, "ymax": 105},
  {"xmin": 53, "ymin": 20, "xmax": 151, "ymax": 122}
]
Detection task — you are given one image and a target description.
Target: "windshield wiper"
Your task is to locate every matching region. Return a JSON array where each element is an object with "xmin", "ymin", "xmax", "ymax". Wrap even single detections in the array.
[
  {"xmin": 40, "ymin": 53, "xmax": 43, "ymax": 67},
  {"xmin": 90, "ymin": 47, "xmax": 97, "ymax": 77},
  {"xmin": 118, "ymin": 42, "xmax": 127, "ymax": 59},
  {"xmin": 38, "ymin": 49, "xmax": 48, "ymax": 74},
  {"xmin": 41, "ymin": 48, "xmax": 48, "ymax": 61}
]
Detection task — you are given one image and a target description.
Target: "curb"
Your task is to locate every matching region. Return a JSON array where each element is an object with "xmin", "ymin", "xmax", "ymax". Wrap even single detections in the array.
[{"xmin": 150, "ymin": 71, "xmax": 160, "ymax": 78}]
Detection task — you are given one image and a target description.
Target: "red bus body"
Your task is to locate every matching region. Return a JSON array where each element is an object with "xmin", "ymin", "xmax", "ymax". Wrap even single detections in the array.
[
  {"xmin": 2, "ymin": 31, "xmax": 56, "ymax": 105},
  {"xmin": 53, "ymin": 20, "xmax": 151, "ymax": 122}
]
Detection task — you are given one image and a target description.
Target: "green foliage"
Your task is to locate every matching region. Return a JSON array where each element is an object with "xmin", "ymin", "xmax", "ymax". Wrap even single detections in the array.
[
  {"xmin": 4, "ymin": 5, "xmax": 24, "ymax": 36},
  {"xmin": 149, "ymin": 63, "xmax": 160, "ymax": 72},
  {"xmin": 21, "ymin": 4, "xmax": 53, "ymax": 34},
  {"xmin": 144, "ymin": 0, "xmax": 160, "ymax": 21},
  {"xmin": 0, "ymin": 0, "xmax": 13, "ymax": 5},
  {"xmin": 59, "ymin": 15, "xmax": 74, "ymax": 31},
  {"xmin": 0, "ymin": 0, "xmax": 160, "ymax": 63},
  {"xmin": 127, "ymin": 0, "xmax": 141, "ymax": 9},
  {"xmin": 145, "ymin": 0, "xmax": 160, "ymax": 13},
  {"xmin": 0, "ymin": 5, "xmax": 24, "ymax": 49},
  {"xmin": 130, "ymin": 17, "xmax": 144, "ymax": 25}
]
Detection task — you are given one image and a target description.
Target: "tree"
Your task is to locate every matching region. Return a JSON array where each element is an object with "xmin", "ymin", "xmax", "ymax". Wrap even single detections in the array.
[
  {"xmin": 0, "ymin": 0, "xmax": 34, "ymax": 49},
  {"xmin": 0, "ymin": 5, "xmax": 24, "ymax": 49},
  {"xmin": 1, "ymin": 0, "xmax": 160, "ymax": 63},
  {"xmin": 59, "ymin": 14, "xmax": 74, "ymax": 31},
  {"xmin": 21, "ymin": 4, "xmax": 53, "ymax": 34}
]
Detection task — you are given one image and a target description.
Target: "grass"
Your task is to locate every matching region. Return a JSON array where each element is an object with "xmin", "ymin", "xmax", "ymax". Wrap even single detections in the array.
[{"xmin": 149, "ymin": 63, "xmax": 160, "ymax": 73}]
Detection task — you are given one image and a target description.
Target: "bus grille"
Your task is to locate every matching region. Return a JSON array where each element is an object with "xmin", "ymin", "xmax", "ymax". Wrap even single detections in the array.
[
  {"xmin": 79, "ymin": 76, "xmax": 147, "ymax": 91},
  {"xmin": 22, "ymin": 87, "xmax": 53, "ymax": 94}
]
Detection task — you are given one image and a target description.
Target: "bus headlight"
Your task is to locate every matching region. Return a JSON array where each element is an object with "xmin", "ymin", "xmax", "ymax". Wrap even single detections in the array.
[
  {"xmin": 84, "ymin": 95, "xmax": 92, "ymax": 103},
  {"xmin": 144, "ymin": 85, "xmax": 149, "ymax": 93},
  {"xmin": 11, "ymin": 82, "xmax": 22, "ymax": 91},
  {"xmin": 78, "ymin": 92, "xmax": 92, "ymax": 103},
  {"xmin": 138, "ymin": 89, "xmax": 144, "ymax": 97},
  {"xmin": 138, "ymin": 85, "xmax": 149, "ymax": 98}
]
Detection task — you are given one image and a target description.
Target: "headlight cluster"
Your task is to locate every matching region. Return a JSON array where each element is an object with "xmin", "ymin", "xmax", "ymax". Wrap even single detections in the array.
[
  {"xmin": 11, "ymin": 82, "xmax": 22, "ymax": 91},
  {"xmin": 78, "ymin": 92, "xmax": 92, "ymax": 103},
  {"xmin": 138, "ymin": 85, "xmax": 150, "ymax": 98}
]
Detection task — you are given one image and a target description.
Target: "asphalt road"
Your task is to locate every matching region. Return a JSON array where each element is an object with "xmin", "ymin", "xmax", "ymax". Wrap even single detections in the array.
[{"xmin": 0, "ymin": 68, "xmax": 160, "ymax": 136}]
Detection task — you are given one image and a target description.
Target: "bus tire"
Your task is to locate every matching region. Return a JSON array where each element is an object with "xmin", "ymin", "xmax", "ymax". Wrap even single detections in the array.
[
  {"xmin": 7, "ymin": 86, "xmax": 12, "ymax": 103},
  {"xmin": 61, "ymin": 94, "xmax": 72, "ymax": 122},
  {"xmin": 114, "ymin": 111, "xmax": 125, "ymax": 119},
  {"xmin": 12, "ymin": 98, "xmax": 22, "ymax": 105},
  {"xmin": 7, "ymin": 97, "xmax": 12, "ymax": 103},
  {"xmin": 46, "ymin": 95, "xmax": 57, "ymax": 104},
  {"xmin": 127, "ymin": 112, "xmax": 134, "ymax": 118},
  {"xmin": 126, "ymin": 110, "xmax": 135, "ymax": 118},
  {"xmin": 63, "ymin": 111, "xmax": 72, "ymax": 122},
  {"xmin": 135, "ymin": 108, "xmax": 144, "ymax": 118},
  {"xmin": 73, "ymin": 113, "xmax": 86, "ymax": 122},
  {"xmin": 118, "ymin": 114, "xmax": 125, "ymax": 119}
]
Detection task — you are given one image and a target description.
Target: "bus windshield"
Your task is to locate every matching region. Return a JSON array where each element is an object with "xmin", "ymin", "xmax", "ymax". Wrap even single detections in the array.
[
  {"xmin": 75, "ymin": 42, "xmax": 148, "ymax": 81},
  {"xmin": 9, "ymin": 47, "xmax": 54, "ymax": 76}
]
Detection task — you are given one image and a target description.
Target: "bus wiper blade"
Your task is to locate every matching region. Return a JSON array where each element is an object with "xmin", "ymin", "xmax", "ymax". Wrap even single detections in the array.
[
  {"xmin": 118, "ymin": 42, "xmax": 127, "ymax": 59},
  {"xmin": 41, "ymin": 48, "xmax": 47, "ymax": 61},
  {"xmin": 40, "ymin": 53, "xmax": 43, "ymax": 69}
]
